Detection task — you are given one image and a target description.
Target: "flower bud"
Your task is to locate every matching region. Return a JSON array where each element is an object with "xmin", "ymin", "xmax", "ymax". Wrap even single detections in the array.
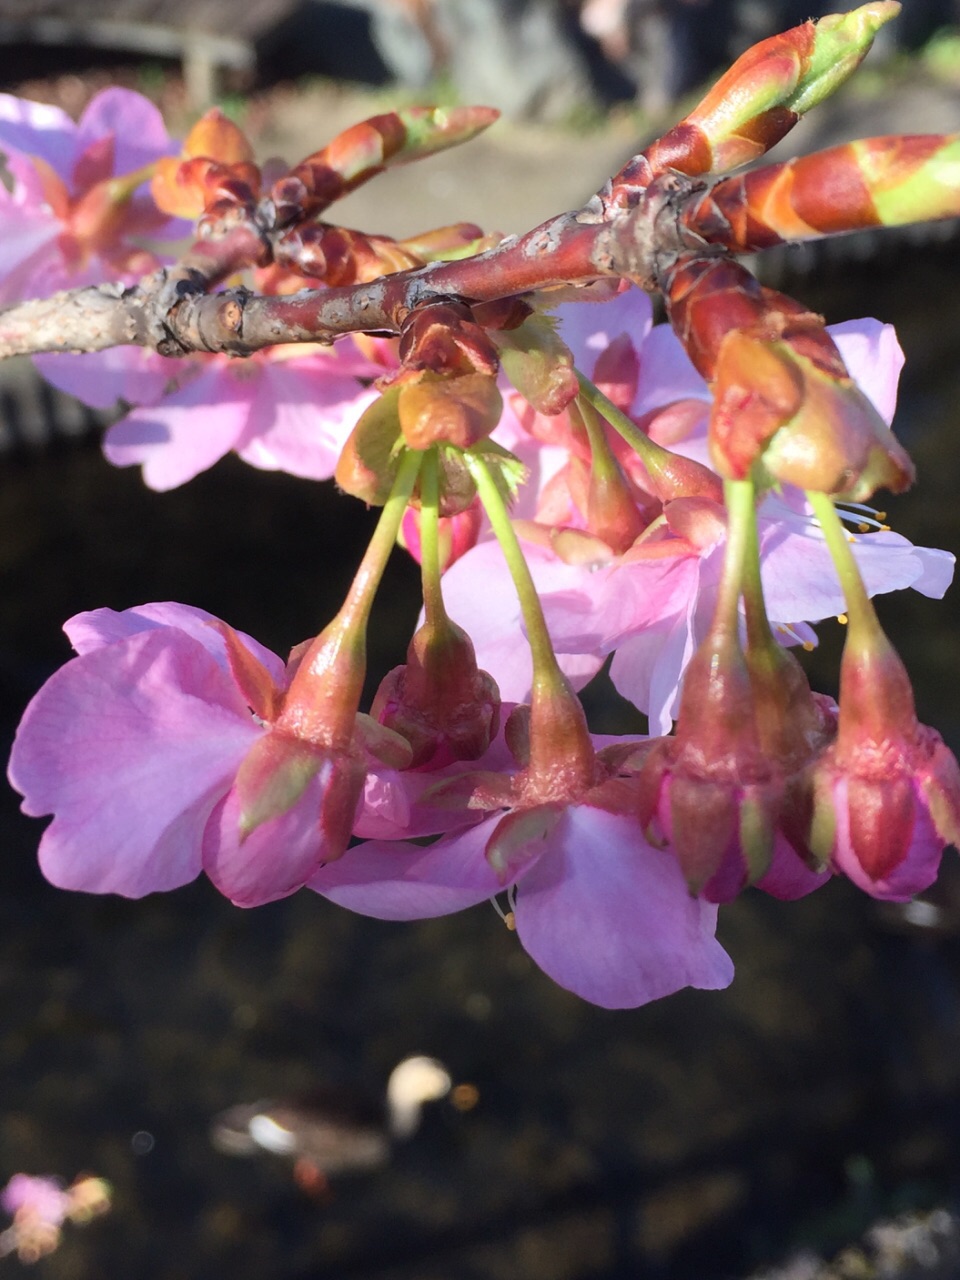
[
  {"xmin": 711, "ymin": 329, "xmax": 914, "ymax": 501},
  {"xmin": 371, "ymin": 618, "xmax": 501, "ymax": 768},
  {"xmin": 810, "ymin": 632, "xmax": 960, "ymax": 898},
  {"xmin": 493, "ymin": 314, "xmax": 579, "ymax": 415},
  {"xmin": 644, "ymin": 2, "xmax": 900, "ymax": 175},
  {"xmin": 398, "ymin": 372, "xmax": 503, "ymax": 451}
]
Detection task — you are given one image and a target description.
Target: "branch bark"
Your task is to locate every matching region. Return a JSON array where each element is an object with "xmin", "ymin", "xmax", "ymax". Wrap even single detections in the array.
[{"xmin": 0, "ymin": 172, "xmax": 704, "ymax": 362}]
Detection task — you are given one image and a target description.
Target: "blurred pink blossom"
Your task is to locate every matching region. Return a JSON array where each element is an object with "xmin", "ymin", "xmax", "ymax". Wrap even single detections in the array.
[{"xmin": 0, "ymin": 88, "xmax": 185, "ymax": 302}]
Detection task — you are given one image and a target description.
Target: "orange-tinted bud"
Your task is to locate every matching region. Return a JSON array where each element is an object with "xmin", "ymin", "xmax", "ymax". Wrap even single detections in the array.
[
  {"xmin": 182, "ymin": 109, "xmax": 255, "ymax": 164},
  {"xmin": 152, "ymin": 157, "xmax": 260, "ymax": 222},
  {"xmin": 335, "ymin": 388, "xmax": 405, "ymax": 506},
  {"xmin": 151, "ymin": 109, "xmax": 258, "ymax": 219},
  {"xmin": 398, "ymin": 373, "xmax": 503, "ymax": 451},
  {"xmin": 643, "ymin": 2, "xmax": 899, "ymax": 177},
  {"xmin": 710, "ymin": 330, "xmax": 914, "ymax": 500},
  {"xmin": 397, "ymin": 301, "xmax": 501, "ymax": 379}
]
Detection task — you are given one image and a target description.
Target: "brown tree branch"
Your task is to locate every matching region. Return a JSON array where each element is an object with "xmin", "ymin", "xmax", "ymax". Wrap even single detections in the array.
[{"xmin": 0, "ymin": 173, "xmax": 702, "ymax": 362}]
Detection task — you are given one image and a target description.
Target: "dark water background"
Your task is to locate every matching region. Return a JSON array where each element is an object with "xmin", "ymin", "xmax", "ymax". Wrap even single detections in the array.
[{"xmin": 2, "ymin": 233, "xmax": 960, "ymax": 1279}]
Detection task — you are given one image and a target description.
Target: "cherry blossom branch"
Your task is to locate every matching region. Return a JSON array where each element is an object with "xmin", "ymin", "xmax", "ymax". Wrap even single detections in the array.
[
  {"xmin": 0, "ymin": 1, "xmax": 950, "ymax": 375},
  {"xmin": 0, "ymin": 221, "xmax": 266, "ymax": 359},
  {"xmin": 0, "ymin": 174, "xmax": 697, "ymax": 361}
]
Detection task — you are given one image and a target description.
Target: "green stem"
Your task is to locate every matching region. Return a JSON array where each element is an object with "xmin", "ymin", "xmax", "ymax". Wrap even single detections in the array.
[
  {"xmin": 573, "ymin": 395, "xmax": 619, "ymax": 482},
  {"xmin": 466, "ymin": 449, "xmax": 595, "ymax": 790},
  {"xmin": 278, "ymin": 447, "xmax": 423, "ymax": 746},
  {"xmin": 806, "ymin": 489, "xmax": 877, "ymax": 645},
  {"xmin": 715, "ymin": 478, "xmax": 756, "ymax": 635},
  {"xmin": 739, "ymin": 486, "xmax": 776, "ymax": 651},
  {"xmin": 340, "ymin": 447, "xmax": 424, "ymax": 632},
  {"xmin": 465, "ymin": 451, "xmax": 565, "ymax": 695},
  {"xmin": 104, "ymin": 159, "xmax": 160, "ymax": 204},
  {"xmin": 577, "ymin": 371, "xmax": 677, "ymax": 472},
  {"xmin": 418, "ymin": 448, "xmax": 448, "ymax": 627}
]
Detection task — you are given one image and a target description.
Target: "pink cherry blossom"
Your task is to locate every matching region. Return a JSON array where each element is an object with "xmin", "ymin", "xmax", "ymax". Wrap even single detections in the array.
[
  {"xmin": 8, "ymin": 603, "xmax": 276, "ymax": 898},
  {"xmin": 35, "ymin": 337, "xmax": 385, "ymax": 489},
  {"xmin": 809, "ymin": 630, "xmax": 960, "ymax": 902},
  {"xmin": 99, "ymin": 343, "xmax": 382, "ymax": 489},
  {"xmin": 0, "ymin": 89, "xmax": 386, "ymax": 490},
  {"xmin": 311, "ymin": 799, "xmax": 734, "ymax": 1009},
  {"xmin": 7, "ymin": 602, "xmax": 498, "ymax": 905},
  {"xmin": 9, "ymin": 606, "xmax": 322, "ymax": 902},
  {"xmin": 606, "ymin": 491, "xmax": 952, "ymax": 733},
  {"xmin": 0, "ymin": 89, "xmax": 185, "ymax": 303}
]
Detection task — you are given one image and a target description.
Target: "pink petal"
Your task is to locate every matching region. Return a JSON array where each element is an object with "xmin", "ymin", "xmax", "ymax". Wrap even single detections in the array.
[
  {"xmin": 0, "ymin": 151, "xmax": 54, "ymax": 206},
  {"xmin": 353, "ymin": 769, "xmax": 474, "ymax": 840},
  {"xmin": 354, "ymin": 727, "xmax": 520, "ymax": 841},
  {"xmin": 489, "ymin": 392, "xmax": 570, "ymax": 517},
  {"xmin": 905, "ymin": 546, "xmax": 956, "ymax": 599},
  {"xmin": 541, "ymin": 553, "xmax": 696, "ymax": 656},
  {"xmin": 829, "ymin": 319, "xmax": 903, "ymax": 426},
  {"xmin": 235, "ymin": 358, "xmax": 378, "ymax": 480},
  {"xmin": 755, "ymin": 835, "xmax": 832, "ymax": 900},
  {"xmin": 514, "ymin": 806, "xmax": 734, "ymax": 1008},
  {"xmin": 552, "ymin": 284, "xmax": 653, "ymax": 370},
  {"xmin": 758, "ymin": 496, "xmax": 955, "ymax": 624},
  {"xmin": 609, "ymin": 603, "xmax": 697, "ymax": 734},
  {"xmin": 309, "ymin": 820, "xmax": 502, "ymax": 918},
  {"xmin": 4, "ymin": 247, "xmax": 103, "ymax": 301},
  {"xmin": 439, "ymin": 539, "xmax": 605, "ymax": 701},
  {"xmin": 633, "ymin": 324, "xmax": 710, "ymax": 416},
  {"xmin": 8, "ymin": 629, "xmax": 262, "ymax": 896},
  {"xmin": 63, "ymin": 602, "xmax": 286, "ymax": 686},
  {"xmin": 355, "ymin": 769, "xmax": 413, "ymax": 838},
  {"xmin": 305, "ymin": 336, "xmax": 386, "ymax": 379},
  {"xmin": 0, "ymin": 212, "xmax": 62, "ymax": 305},
  {"xmin": 103, "ymin": 363, "xmax": 250, "ymax": 489},
  {"xmin": 34, "ymin": 348, "xmax": 176, "ymax": 409},
  {"xmin": 76, "ymin": 88, "xmax": 178, "ymax": 175},
  {"xmin": 0, "ymin": 94, "xmax": 77, "ymax": 177}
]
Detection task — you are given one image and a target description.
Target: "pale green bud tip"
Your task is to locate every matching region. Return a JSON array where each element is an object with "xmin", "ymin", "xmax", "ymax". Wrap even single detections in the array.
[
  {"xmin": 395, "ymin": 105, "xmax": 500, "ymax": 158},
  {"xmin": 791, "ymin": 2, "xmax": 902, "ymax": 115}
]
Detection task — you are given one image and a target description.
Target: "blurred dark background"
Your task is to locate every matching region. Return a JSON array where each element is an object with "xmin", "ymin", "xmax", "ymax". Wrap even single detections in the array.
[
  {"xmin": 3, "ymin": 0, "xmax": 960, "ymax": 119},
  {"xmin": 3, "ymin": 3, "xmax": 960, "ymax": 1277}
]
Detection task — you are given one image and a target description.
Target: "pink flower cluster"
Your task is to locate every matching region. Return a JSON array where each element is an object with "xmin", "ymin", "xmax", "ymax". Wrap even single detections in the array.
[
  {"xmin": 7, "ymin": 289, "xmax": 955, "ymax": 1008},
  {"xmin": 4, "ymin": 90, "xmax": 958, "ymax": 1011}
]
